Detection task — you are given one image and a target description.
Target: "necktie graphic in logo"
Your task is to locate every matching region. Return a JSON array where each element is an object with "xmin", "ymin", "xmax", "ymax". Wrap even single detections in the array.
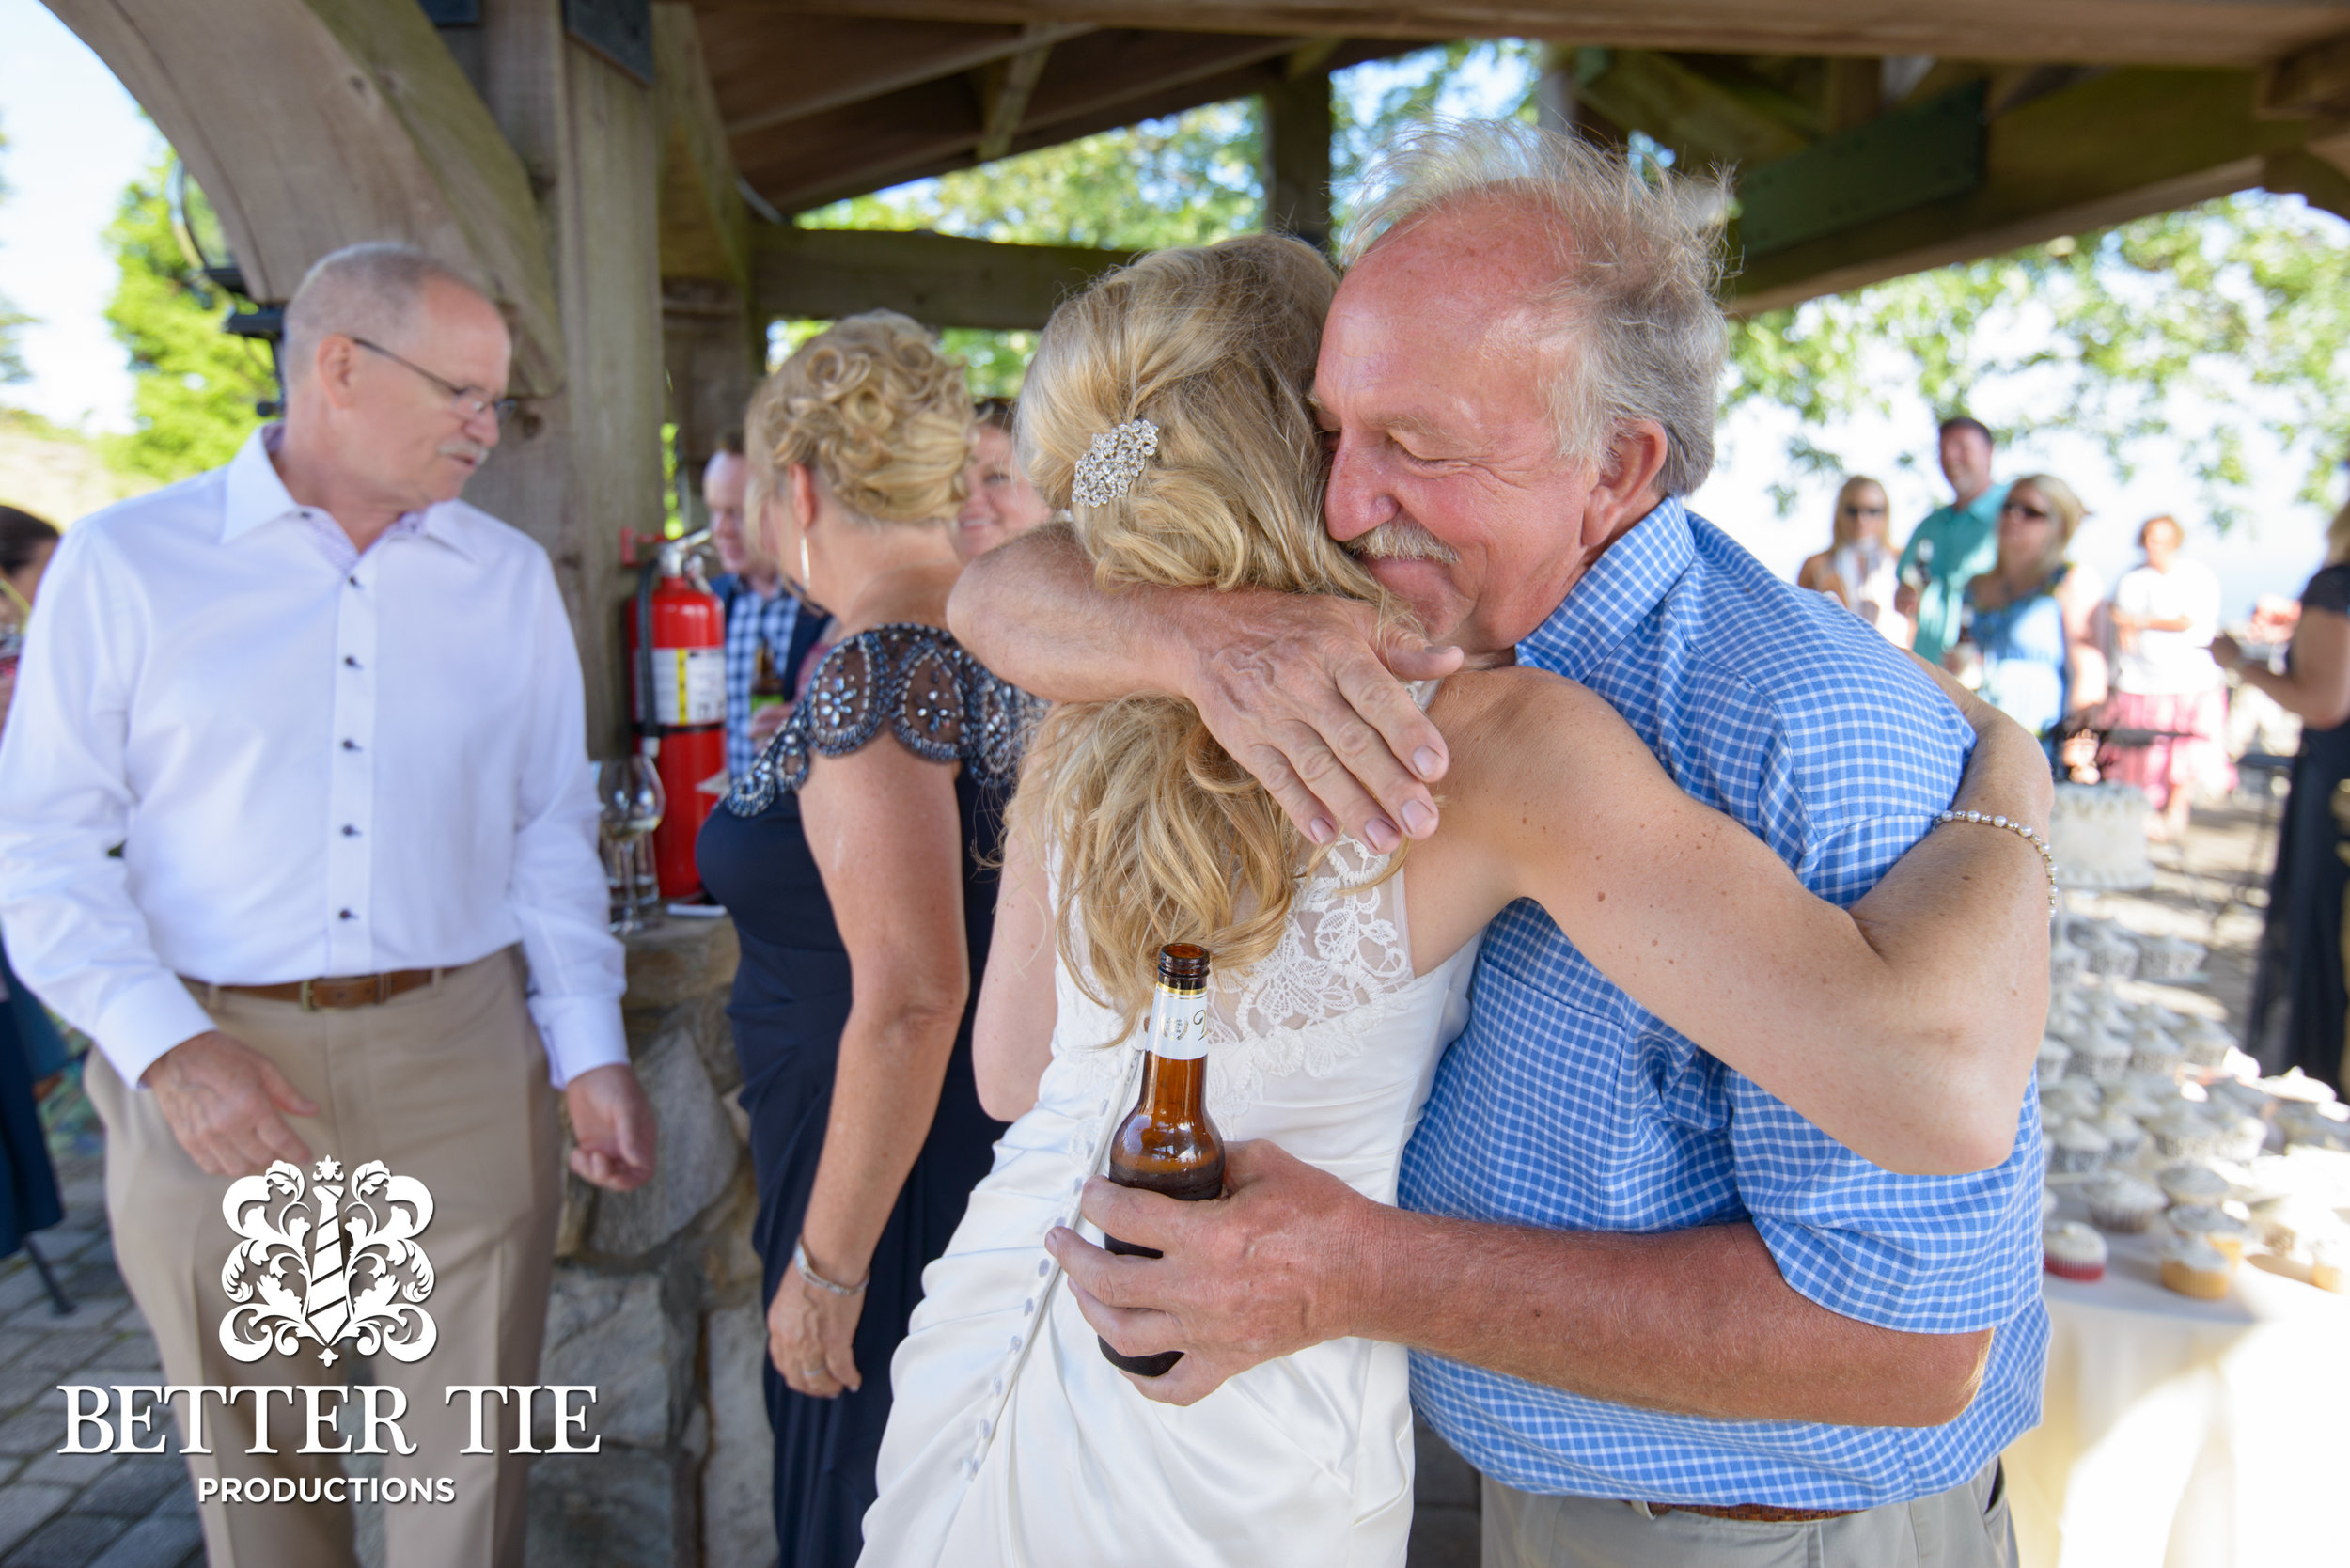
[{"xmin": 218, "ymin": 1157, "xmax": 438, "ymax": 1367}]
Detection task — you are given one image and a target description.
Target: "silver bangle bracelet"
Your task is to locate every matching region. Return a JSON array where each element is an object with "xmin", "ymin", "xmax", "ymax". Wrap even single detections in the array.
[
  {"xmin": 793, "ymin": 1237, "xmax": 868, "ymax": 1297},
  {"xmin": 1935, "ymin": 808, "xmax": 2060, "ymax": 917}
]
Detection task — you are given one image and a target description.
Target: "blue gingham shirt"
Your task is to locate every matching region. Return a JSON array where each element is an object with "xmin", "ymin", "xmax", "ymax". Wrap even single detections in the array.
[
  {"xmin": 718, "ymin": 575, "xmax": 802, "ymax": 782},
  {"xmin": 1400, "ymin": 497, "xmax": 2047, "ymax": 1510}
]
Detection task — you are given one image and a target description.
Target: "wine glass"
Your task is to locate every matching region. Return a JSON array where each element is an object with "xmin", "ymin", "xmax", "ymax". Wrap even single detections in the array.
[{"xmin": 595, "ymin": 758, "xmax": 666, "ymax": 934}]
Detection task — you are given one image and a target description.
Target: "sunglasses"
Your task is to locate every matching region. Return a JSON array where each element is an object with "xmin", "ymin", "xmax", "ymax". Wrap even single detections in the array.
[{"xmin": 1999, "ymin": 499, "xmax": 2053, "ymax": 522}]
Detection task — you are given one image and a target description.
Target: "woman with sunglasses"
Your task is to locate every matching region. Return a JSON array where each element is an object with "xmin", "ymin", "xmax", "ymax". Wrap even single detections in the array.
[
  {"xmin": 1956, "ymin": 475, "xmax": 2107, "ymax": 767},
  {"xmin": 1796, "ymin": 475, "xmax": 1911, "ymax": 647}
]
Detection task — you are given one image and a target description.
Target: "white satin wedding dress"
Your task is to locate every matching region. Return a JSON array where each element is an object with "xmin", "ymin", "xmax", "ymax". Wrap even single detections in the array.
[{"xmin": 860, "ymin": 839, "xmax": 1477, "ymax": 1567}]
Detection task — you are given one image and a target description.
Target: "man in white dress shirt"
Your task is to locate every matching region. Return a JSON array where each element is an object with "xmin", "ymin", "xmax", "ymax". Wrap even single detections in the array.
[{"xmin": 0, "ymin": 243, "xmax": 655, "ymax": 1568}]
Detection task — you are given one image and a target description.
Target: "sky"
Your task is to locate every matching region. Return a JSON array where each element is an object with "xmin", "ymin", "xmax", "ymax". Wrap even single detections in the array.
[
  {"xmin": 0, "ymin": 2, "xmax": 2335, "ymax": 616},
  {"xmin": 0, "ymin": 0, "xmax": 150, "ymax": 431}
]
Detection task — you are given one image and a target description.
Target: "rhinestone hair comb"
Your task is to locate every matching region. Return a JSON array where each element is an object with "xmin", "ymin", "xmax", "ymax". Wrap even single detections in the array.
[{"xmin": 1071, "ymin": 417, "xmax": 1160, "ymax": 509}]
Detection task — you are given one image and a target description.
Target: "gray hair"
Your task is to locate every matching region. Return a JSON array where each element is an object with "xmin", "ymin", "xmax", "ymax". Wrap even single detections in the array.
[
  {"xmin": 1339, "ymin": 120, "xmax": 1730, "ymax": 497},
  {"xmin": 281, "ymin": 242, "xmax": 491, "ymax": 384}
]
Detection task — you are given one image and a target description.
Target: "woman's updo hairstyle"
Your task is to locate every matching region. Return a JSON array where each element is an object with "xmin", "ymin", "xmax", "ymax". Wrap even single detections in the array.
[
  {"xmin": 744, "ymin": 310, "xmax": 971, "ymax": 535},
  {"xmin": 1017, "ymin": 234, "xmax": 1397, "ymax": 1032}
]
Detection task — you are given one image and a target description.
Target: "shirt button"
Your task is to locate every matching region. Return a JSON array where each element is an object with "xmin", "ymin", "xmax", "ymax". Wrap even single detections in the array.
[
  {"xmin": 341, "ymin": 739, "xmax": 359, "ymax": 751},
  {"xmin": 338, "ymin": 909, "xmax": 355, "ymax": 921},
  {"xmin": 348, "ymin": 576, "xmax": 360, "ymax": 588},
  {"xmin": 340, "ymin": 824, "xmax": 360, "ymax": 837},
  {"xmin": 343, "ymin": 655, "xmax": 361, "ymax": 668}
]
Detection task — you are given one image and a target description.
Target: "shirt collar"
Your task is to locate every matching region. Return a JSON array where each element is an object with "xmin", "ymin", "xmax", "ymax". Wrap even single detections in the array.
[
  {"xmin": 1515, "ymin": 495, "xmax": 1695, "ymax": 682},
  {"xmin": 219, "ymin": 423, "xmax": 478, "ymax": 561}
]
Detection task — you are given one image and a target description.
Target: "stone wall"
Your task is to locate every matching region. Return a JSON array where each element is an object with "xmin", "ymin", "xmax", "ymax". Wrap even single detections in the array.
[{"xmin": 528, "ymin": 916, "xmax": 774, "ymax": 1568}]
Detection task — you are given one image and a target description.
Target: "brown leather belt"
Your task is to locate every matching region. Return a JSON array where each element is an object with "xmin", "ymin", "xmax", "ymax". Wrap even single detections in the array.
[
  {"xmin": 184, "ymin": 969, "xmax": 441, "ymax": 1011},
  {"xmin": 1639, "ymin": 1501, "xmax": 1860, "ymax": 1523}
]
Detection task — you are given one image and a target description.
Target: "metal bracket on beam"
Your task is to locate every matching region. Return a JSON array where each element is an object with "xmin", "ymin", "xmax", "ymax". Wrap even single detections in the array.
[{"xmin": 1737, "ymin": 82, "xmax": 1986, "ymax": 258}]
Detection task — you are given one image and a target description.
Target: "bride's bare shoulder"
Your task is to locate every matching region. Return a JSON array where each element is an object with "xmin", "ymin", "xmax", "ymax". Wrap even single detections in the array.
[{"xmin": 1425, "ymin": 667, "xmax": 1649, "ymax": 824}]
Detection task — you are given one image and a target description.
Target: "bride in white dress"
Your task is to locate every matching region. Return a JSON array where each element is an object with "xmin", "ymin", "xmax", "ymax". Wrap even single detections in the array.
[{"xmin": 860, "ymin": 237, "xmax": 2050, "ymax": 1567}]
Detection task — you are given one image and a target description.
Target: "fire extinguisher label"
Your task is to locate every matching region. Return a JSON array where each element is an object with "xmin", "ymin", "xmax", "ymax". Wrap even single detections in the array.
[{"xmin": 645, "ymin": 647, "xmax": 726, "ymax": 727}]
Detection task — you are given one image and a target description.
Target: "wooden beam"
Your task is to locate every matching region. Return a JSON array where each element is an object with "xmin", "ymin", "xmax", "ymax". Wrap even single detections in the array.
[
  {"xmin": 733, "ymin": 29, "xmax": 1313, "ymax": 212},
  {"xmin": 1263, "ymin": 66, "xmax": 1333, "ymax": 251},
  {"xmin": 2262, "ymin": 145, "xmax": 2350, "ymax": 219},
  {"xmin": 975, "ymin": 24, "xmax": 1058, "ymax": 160},
  {"xmin": 2261, "ymin": 30, "xmax": 2350, "ymax": 117},
  {"xmin": 1820, "ymin": 56, "xmax": 1881, "ymax": 133},
  {"xmin": 709, "ymin": 16, "xmax": 1096, "ymax": 139},
  {"xmin": 753, "ymin": 226, "xmax": 1136, "ymax": 329},
  {"xmin": 46, "ymin": 0, "xmax": 561, "ymax": 385},
  {"xmin": 755, "ymin": 0, "xmax": 2350, "ymax": 71},
  {"xmin": 652, "ymin": 2, "xmax": 749, "ymax": 286},
  {"xmin": 1574, "ymin": 48, "xmax": 1810, "ymax": 167},
  {"xmin": 1727, "ymin": 67, "xmax": 2316, "ymax": 313}
]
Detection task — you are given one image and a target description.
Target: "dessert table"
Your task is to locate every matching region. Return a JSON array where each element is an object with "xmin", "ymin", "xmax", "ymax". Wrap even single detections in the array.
[{"xmin": 2006, "ymin": 1198, "xmax": 2350, "ymax": 1567}]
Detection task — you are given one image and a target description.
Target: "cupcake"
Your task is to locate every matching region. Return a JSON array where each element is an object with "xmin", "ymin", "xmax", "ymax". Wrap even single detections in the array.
[
  {"xmin": 2036, "ymin": 1038, "xmax": 2074, "ymax": 1083},
  {"xmin": 2138, "ymin": 935, "xmax": 2207, "ymax": 981},
  {"xmin": 2129, "ymin": 1027, "xmax": 2185, "ymax": 1077},
  {"xmin": 2159, "ymin": 1235, "xmax": 2234, "ymax": 1300},
  {"xmin": 2278, "ymin": 1103, "xmax": 2350, "ymax": 1152},
  {"xmin": 2044, "ymin": 1221, "xmax": 2108, "ymax": 1281},
  {"xmin": 2039, "ymin": 1186, "xmax": 2060, "ymax": 1224},
  {"xmin": 2178, "ymin": 1017, "xmax": 2236, "ymax": 1071},
  {"xmin": 2081, "ymin": 1173, "xmax": 2165, "ymax": 1233},
  {"xmin": 2249, "ymin": 1197, "xmax": 2324, "ymax": 1254},
  {"xmin": 2167, "ymin": 1203, "xmax": 2253, "ymax": 1263},
  {"xmin": 2040, "ymin": 1080, "xmax": 2102, "ymax": 1125},
  {"xmin": 2213, "ymin": 1113, "xmax": 2269, "ymax": 1164},
  {"xmin": 2076, "ymin": 1033, "xmax": 2133, "ymax": 1084},
  {"xmin": 2046, "ymin": 1119, "xmax": 2113, "ymax": 1175},
  {"xmin": 2092, "ymin": 1111, "xmax": 2147, "ymax": 1164},
  {"xmin": 2049, "ymin": 939, "xmax": 2089, "ymax": 991},
  {"xmin": 2204, "ymin": 1077, "xmax": 2269, "ymax": 1118},
  {"xmin": 2150, "ymin": 1106, "xmax": 2220, "ymax": 1160},
  {"xmin": 2107, "ymin": 1082, "xmax": 2171, "ymax": 1124},
  {"xmin": 2123, "ymin": 1068, "xmax": 2185, "ymax": 1105},
  {"xmin": 2156, "ymin": 1159, "xmax": 2231, "ymax": 1207},
  {"xmin": 2311, "ymin": 1235, "xmax": 2345, "ymax": 1294}
]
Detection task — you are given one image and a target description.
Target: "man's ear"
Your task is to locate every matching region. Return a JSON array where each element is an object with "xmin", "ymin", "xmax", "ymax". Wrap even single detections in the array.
[
  {"xmin": 1580, "ymin": 421, "xmax": 1670, "ymax": 551},
  {"xmin": 312, "ymin": 335, "xmax": 363, "ymax": 412}
]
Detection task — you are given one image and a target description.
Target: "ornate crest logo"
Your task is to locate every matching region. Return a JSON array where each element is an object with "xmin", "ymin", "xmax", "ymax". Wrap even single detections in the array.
[{"xmin": 218, "ymin": 1157, "xmax": 437, "ymax": 1367}]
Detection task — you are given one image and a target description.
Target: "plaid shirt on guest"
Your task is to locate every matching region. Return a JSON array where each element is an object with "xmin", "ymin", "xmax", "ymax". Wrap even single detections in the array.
[
  {"xmin": 1400, "ymin": 497, "xmax": 2047, "ymax": 1511},
  {"xmin": 718, "ymin": 576, "xmax": 802, "ymax": 782}
]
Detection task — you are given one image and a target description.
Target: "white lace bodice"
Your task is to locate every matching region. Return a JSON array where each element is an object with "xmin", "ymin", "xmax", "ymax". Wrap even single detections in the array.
[{"xmin": 1042, "ymin": 837, "xmax": 1474, "ymax": 1182}]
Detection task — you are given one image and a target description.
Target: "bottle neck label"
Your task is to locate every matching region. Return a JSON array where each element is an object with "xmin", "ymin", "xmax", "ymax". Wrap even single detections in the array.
[{"xmin": 1146, "ymin": 982, "xmax": 1209, "ymax": 1061}]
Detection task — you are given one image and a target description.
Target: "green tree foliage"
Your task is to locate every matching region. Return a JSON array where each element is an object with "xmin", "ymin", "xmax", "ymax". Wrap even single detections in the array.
[
  {"xmin": 0, "ymin": 116, "xmax": 35, "ymax": 385},
  {"xmin": 1725, "ymin": 194, "xmax": 2350, "ymax": 524},
  {"xmin": 102, "ymin": 153, "xmax": 271, "ymax": 483}
]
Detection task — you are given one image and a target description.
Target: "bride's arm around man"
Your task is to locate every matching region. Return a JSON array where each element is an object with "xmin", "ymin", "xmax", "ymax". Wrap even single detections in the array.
[{"xmin": 953, "ymin": 120, "xmax": 2046, "ymax": 1565}]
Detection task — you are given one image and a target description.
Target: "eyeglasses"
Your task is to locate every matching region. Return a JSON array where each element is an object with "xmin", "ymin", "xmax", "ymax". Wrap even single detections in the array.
[
  {"xmin": 2000, "ymin": 499, "xmax": 2053, "ymax": 522},
  {"xmin": 351, "ymin": 337, "xmax": 519, "ymax": 427}
]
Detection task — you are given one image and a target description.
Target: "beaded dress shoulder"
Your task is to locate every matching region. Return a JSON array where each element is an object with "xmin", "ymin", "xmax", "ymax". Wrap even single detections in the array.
[{"xmin": 723, "ymin": 622, "xmax": 1042, "ymax": 815}]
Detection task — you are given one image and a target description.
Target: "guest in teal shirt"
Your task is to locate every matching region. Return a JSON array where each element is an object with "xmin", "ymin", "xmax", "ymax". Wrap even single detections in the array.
[{"xmin": 1897, "ymin": 416, "xmax": 2006, "ymax": 664}]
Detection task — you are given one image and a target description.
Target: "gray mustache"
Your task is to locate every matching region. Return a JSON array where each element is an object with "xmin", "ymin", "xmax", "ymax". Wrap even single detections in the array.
[
  {"xmin": 1345, "ymin": 519, "xmax": 1459, "ymax": 565},
  {"xmin": 439, "ymin": 439, "xmax": 492, "ymax": 464}
]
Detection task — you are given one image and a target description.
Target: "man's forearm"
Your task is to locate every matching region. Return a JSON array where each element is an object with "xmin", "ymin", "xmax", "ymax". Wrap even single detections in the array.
[
  {"xmin": 1347, "ymin": 1208, "xmax": 1991, "ymax": 1430},
  {"xmin": 945, "ymin": 524, "xmax": 1192, "ymax": 703}
]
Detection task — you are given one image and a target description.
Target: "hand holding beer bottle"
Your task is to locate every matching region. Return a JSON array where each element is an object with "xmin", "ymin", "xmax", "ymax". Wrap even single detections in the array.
[{"xmin": 1098, "ymin": 943, "xmax": 1225, "ymax": 1377}]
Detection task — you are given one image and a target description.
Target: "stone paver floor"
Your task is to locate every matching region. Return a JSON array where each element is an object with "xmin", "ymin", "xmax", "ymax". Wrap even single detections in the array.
[{"xmin": 0, "ymin": 1138, "xmax": 203, "ymax": 1568}]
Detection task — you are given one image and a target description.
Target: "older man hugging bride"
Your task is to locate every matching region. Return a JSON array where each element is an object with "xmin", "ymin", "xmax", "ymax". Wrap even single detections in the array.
[{"xmin": 862, "ymin": 121, "xmax": 2049, "ymax": 1568}]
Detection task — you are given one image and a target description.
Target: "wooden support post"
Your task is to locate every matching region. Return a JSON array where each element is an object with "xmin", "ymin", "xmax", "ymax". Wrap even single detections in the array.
[
  {"xmin": 663, "ymin": 279, "xmax": 757, "ymax": 532},
  {"xmin": 1822, "ymin": 57, "xmax": 1883, "ymax": 133},
  {"xmin": 975, "ymin": 24, "xmax": 1057, "ymax": 163},
  {"xmin": 1263, "ymin": 58, "xmax": 1333, "ymax": 253}
]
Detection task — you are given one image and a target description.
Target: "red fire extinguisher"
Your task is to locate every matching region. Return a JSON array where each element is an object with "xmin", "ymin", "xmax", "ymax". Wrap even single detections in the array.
[{"xmin": 625, "ymin": 541, "xmax": 727, "ymax": 899}]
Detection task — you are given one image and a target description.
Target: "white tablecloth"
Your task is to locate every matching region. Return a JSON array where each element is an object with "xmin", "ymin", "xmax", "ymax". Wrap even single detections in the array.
[{"xmin": 2005, "ymin": 1198, "xmax": 2350, "ymax": 1567}]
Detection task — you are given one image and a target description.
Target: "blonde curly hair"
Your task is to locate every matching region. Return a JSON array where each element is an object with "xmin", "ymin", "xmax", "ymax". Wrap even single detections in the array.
[
  {"xmin": 744, "ymin": 311, "xmax": 970, "ymax": 540},
  {"xmin": 1016, "ymin": 234, "xmax": 1399, "ymax": 1032}
]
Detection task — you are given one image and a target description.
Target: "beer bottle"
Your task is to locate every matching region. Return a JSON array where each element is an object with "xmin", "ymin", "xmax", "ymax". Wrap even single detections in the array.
[
  {"xmin": 1098, "ymin": 942, "xmax": 1224, "ymax": 1378},
  {"xmin": 748, "ymin": 641, "xmax": 788, "ymax": 719}
]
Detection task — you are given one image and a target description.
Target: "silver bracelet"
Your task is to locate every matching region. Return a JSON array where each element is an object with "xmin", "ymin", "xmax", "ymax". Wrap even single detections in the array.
[
  {"xmin": 793, "ymin": 1237, "xmax": 868, "ymax": 1297},
  {"xmin": 1935, "ymin": 808, "xmax": 2060, "ymax": 916}
]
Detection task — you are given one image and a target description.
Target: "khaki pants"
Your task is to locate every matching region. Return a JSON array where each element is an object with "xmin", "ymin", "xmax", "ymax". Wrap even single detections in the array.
[
  {"xmin": 1482, "ymin": 1459, "xmax": 2014, "ymax": 1568},
  {"xmin": 87, "ymin": 949, "xmax": 562, "ymax": 1568}
]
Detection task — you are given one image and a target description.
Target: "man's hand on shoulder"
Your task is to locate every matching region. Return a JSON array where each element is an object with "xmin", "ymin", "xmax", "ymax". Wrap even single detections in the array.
[
  {"xmin": 1185, "ymin": 593, "xmax": 1463, "ymax": 854},
  {"xmin": 1047, "ymin": 1138, "xmax": 1377, "ymax": 1405},
  {"xmin": 564, "ymin": 1062, "xmax": 657, "ymax": 1191},
  {"xmin": 142, "ymin": 1030, "xmax": 319, "ymax": 1177}
]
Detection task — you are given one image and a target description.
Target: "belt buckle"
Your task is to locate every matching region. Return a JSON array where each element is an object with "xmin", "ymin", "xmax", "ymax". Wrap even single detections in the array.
[{"xmin": 298, "ymin": 979, "xmax": 317, "ymax": 1013}]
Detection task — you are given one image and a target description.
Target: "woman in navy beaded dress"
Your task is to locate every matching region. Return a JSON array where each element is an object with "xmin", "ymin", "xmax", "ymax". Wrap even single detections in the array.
[{"xmin": 696, "ymin": 314, "xmax": 1038, "ymax": 1565}]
